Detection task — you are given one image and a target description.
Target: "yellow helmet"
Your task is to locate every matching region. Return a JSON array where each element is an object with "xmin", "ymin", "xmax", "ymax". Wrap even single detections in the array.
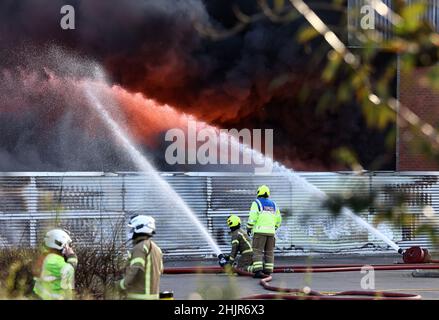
[
  {"xmin": 227, "ymin": 215, "xmax": 241, "ymax": 228},
  {"xmin": 257, "ymin": 185, "xmax": 270, "ymax": 197}
]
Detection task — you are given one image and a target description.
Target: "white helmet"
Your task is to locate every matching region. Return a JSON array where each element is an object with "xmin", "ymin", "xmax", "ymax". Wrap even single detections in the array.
[
  {"xmin": 128, "ymin": 215, "xmax": 156, "ymax": 238},
  {"xmin": 44, "ymin": 229, "xmax": 72, "ymax": 250}
]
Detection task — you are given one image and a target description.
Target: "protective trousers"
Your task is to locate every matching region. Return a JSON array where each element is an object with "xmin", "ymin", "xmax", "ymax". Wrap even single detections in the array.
[
  {"xmin": 252, "ymin": 233, "xmax": 275, "ymax": 273},
  {"xmin": 236, "ymin": 252, "xmax": 253, "ymax": 272}
]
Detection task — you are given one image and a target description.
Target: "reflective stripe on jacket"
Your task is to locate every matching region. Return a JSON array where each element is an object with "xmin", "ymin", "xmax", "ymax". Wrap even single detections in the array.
[
  {"xmin": 247, "ymin": 197, "xmax": 282, "ymax": 235},
  {"xmin": 33, "ymin": 253, "xmax": 77, "ymax": 300},
  {"xmin": 119, "ymin": 237, "xmax": 163, "ymax": 300},
  {"xmin": 229, "ymin": 229, "xmax": 253, "ymax": 262}
]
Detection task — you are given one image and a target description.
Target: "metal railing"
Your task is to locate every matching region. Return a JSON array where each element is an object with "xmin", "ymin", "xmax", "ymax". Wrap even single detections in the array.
[{"xmin": 0, "ymin": 171, "xmax": 438, "ymax": 257}]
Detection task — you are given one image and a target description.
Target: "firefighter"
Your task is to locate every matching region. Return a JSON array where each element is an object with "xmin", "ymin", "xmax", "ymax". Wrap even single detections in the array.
[
  {"xmin": 218, "ymin": 215, "xmax": 253, "ymax": 272},
  {"xmin": 119, "ymin": 215, "xmax": 163, "ymax": 300},
  {"xmin": 33, "ymin": 229, "xmax": 78, "ymax": 300},
  {"xmin": 246, "ymin": 185, "xmax": 282, "ymax": 278}
]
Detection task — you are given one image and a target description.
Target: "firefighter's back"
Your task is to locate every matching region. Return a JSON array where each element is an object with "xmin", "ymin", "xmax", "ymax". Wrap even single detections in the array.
[{"xmin": 126, "ymin": 238, "xmax": 163, "ymax": 300}]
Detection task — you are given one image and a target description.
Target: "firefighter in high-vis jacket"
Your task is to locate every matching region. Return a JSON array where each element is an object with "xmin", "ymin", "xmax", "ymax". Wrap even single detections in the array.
[
  {"xmin": 119, "ymin": 215, "xmax": 163, "ymax": 300},
  {"xmin": 33, "ymin": 229, "xmax": 78, "ymax": 300},
  {"xmin": 246, "ymin": 185, "xmax": 282, "ymax": 278},
  {"xmin": 218, "ymin": 215, "xmax": 253, "ymax": 272}
]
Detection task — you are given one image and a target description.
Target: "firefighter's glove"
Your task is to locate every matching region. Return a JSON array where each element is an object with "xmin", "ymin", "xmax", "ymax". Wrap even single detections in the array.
[
  {"xmin": 62, "ymin": 245, "xmax": 75, "ymax": 259},
  {"xmin": 218, "ymin": 254, "xmax": 228, "ymax": 267}
]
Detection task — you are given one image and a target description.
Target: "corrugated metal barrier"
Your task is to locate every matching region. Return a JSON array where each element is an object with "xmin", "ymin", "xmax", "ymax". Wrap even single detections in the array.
[{"xmin": 0, "ymin": 171, "xmax": 438, "ymax": 258}]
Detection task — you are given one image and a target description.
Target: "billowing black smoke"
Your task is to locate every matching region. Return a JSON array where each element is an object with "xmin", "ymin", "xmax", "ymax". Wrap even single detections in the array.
[{"xmin": 0, "ymin": 0, "xmax": 396, "ymax": 171}]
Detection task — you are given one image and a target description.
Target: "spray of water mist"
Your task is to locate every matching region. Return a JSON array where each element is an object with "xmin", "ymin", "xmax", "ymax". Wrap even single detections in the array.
[
  {"xmin": 78, "ymin": 64, "xmax": 399, "ymax": 254},
  {"xmin": 225, "ymin": 134, "xmax": 401, "ymax": 252},
  {"xmin": 83, "ymin": 70, "xmax": 222, "ymax": 255},
  {"xmin": 84, "ymin": 78, "xmax": 400, "ymax": 254}
]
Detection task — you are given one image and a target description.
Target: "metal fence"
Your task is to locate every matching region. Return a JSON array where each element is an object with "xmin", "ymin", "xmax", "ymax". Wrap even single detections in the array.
[{"xmin": 0, "ymin": 171, "xmax": 438, "ymax": 258}]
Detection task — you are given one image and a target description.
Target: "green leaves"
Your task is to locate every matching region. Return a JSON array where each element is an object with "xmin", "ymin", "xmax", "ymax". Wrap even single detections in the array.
[
  {"xmin": 426, "ymin": 65, "xmax": 439, "ymax": 91},
  {"xmin": 332, "ymin": 147, "xmax": 362, "ymax": 171},
  {"xmin": 274, "ymin": 0, "xmax": 285, "ymax": 13},
  {"xmin": 322, "ymin": 189, "xmax": 374, "ymax": 217},
  {"xmin": 297, "ymin": 26, "xmax": 320, "ymax": 43},
  {"xmin": 322, "ymin": 50, "xmax": 342, "ymax": 82},
  {"xmin": 361, "ymin": 94, "xmax": 396, "ymax": 130},
  {"xmin": 398, "ymin": 2, "xmax": 426, "ymax": 33}
]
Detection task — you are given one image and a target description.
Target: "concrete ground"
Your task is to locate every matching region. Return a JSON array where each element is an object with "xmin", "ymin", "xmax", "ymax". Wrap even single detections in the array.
[{"xmin": 161, "ymin": 255, "xmax": 439, "ymax": 300}]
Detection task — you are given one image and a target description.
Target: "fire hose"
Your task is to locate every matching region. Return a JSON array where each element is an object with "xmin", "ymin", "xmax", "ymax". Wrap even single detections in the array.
[{"xmin": 163, "ymin": 246, "xmax": 439, "ymax": 300}]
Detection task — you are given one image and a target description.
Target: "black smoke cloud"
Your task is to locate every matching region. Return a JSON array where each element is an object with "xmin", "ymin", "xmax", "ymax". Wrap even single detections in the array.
[{"xmin": 0, "ymin": 0, "xmax": 396, "ymax": 171}]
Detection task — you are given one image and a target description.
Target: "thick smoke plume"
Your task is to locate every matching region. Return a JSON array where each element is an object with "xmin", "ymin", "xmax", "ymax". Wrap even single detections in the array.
[
  {"xmin": 0, "ymin": 0, "xmax": 395, "ymax": 170},
  {"xmin": 0, "ymin": 50, "xmax": 193, "ymax": 171}
]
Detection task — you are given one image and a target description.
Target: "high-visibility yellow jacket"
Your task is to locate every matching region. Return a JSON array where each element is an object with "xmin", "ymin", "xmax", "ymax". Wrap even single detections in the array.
[
  {"xmin": 247, "ymin": 197, "xmax": 282, "ymax": 235},
  {"xmin": 119, "ymin": 236, "xmax": 163, "ymax": 300},
  {"xmin": 33, "ymin": 252, "xmax": 78, "ymax": 300}
]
